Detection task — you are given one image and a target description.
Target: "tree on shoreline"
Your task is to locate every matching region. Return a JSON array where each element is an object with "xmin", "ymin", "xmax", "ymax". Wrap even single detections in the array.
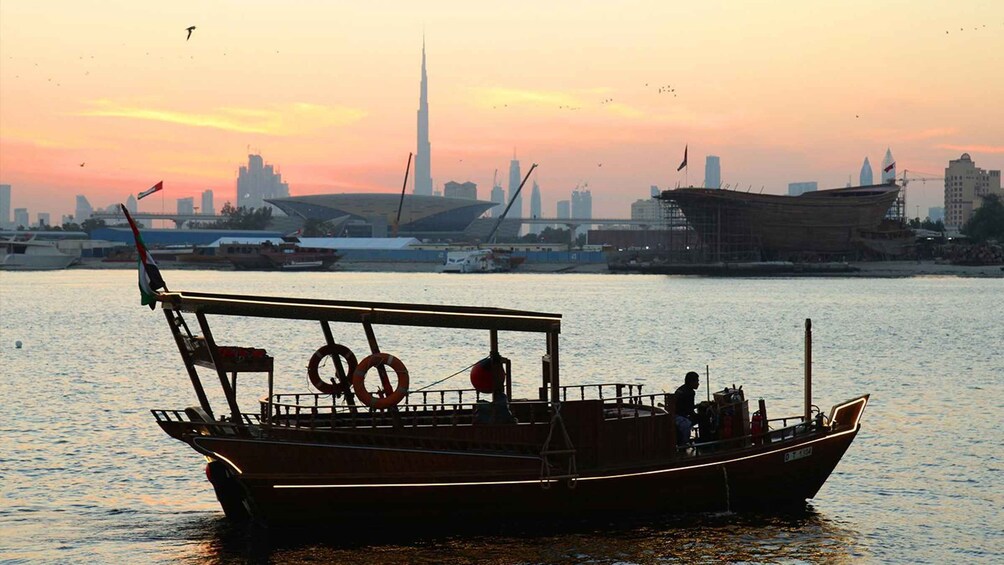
[{"xmin": 962, "ymin": 194, "xmax": 1004, "ymax": 243}]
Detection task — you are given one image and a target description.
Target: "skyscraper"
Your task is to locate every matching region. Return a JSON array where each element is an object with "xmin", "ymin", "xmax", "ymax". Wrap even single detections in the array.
[
  {"xmin": 571, "ymin": 187, "xmax": 592, "ymax": 238},
  {"xmin": 490, "ymin": 181, "xmax": 505, "ymax": 218},
  {"xmin": 125, "ymin": 194, "xmax": 138, "ymax": 214},
  {"xmin": 529, "ymin": 180, "xmax": 542, "ymax": 235},
  {"xmin": 556, "ymin": 199, "xmax": 570, "ymax": 230},
  {"xmin": 414, "ymin": 40, "xmax": 433, "ymax": 195},
  {"xmin": 650, "ymin": 186, "xmax": 660, "ymax": 198},
  {"xmin": 14, "ymin": 208, "xmax": 29, "ymax": 229},
  {"xmin": 881, "ymin": 148, "xmax": 896, "ymax": 184},
  {"xmin": 237, "ymin": 154, "xmax": 289, "ymax": 210},
  {"xmin": 0, "ymin": 184, "xmax": 10, "ymax": 229},
  {"xmin": 75, "ymin": 195, "xmax": 93, "ymax": 222},
  {"xmin": 859, "ymin": 157, "xmax": 873, "ymax": 186},
  {"xmin": 705, "ymin": 156, "xmax": 721, "ymax": 189},
  {"xmin": 788, "ymin": 181, "xmax": 818, "ymax": 196},
  {"xmin": 177, "ymin": 197, "xmax": 195, "ymax": 215},
  {"xmin": 508, "ymin": 156, "xmax": 523, "ymax": 229},
  {"xmin": 37, "ymin": 212, "xmax": 50, "ymax": 227},
  {"xmin": 201, "ymin": 190, "xmax": 215, "ymax": 215}
]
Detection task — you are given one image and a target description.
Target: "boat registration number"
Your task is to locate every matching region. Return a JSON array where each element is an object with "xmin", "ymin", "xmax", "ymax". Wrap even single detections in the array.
[{"xmin": 784, "ymin": 447, "xmax": 812, "ymax": 463}]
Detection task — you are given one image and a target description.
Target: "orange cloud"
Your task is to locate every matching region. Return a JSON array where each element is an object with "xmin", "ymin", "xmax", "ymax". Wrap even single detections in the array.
[
  {"xmin": 74, "ymin": 100, "xmax": 367, "ymax": 135},
  {"xmin": 936, "ymin": 144, "xmax": 1004, "ymax": 154}
]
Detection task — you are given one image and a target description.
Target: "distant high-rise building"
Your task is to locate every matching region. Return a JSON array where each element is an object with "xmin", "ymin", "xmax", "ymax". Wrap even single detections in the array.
[
  {"xmin": 530, "ymin": 181, "xmax": 542, "ymax": 235},
  {"xmin": 490, "ymin": 181, "xmax": 505, "ymax": 218},
  {"xmin": 571, "ymin": 187, "xmax": 592, "ymax": 237},
  {"xmin": 75, "ymin": 195, "xmax": 93, "ymax": 222},
  {"xmin": 860, "ymin": 157, "xmax": 874, "ymax": 186},
  {"xmin": 507, "ymin": 157, "xmax": 523, "ymax": 235},
  {"xmin": 556, "ymin": 199, "xmax": 570, "ymax": 230},
  {"xmin": 37, "ymin": 212, "xmax": 50, "ymax": 227},
  {"xmin": 0, "ymin": 184, "xmax": 10, "ymax": 229},
  {"xmin": 414, "ymin": 40, "xmax": 433, "ymax": 195},
  {"xmin": 944, "ymin": 153, "xmax": 1003, "ymax": 230},
  {"xmin": 61, "ymin": 214, "xmax": 73, "ymax": 226},
  {"xmin": 201, "ymin": 190, "xmax": 215, "ymax": 215},
  {"xmin": 14, "ymin": 208, "xmax": 29, "ymax": 229},
  {"xmin": 927, "ymin": 207, "xmax": 944, "ymax": 223},
  {"xmin": 125, "ymin": 194, "xmax": 138, "ymax": 215},
  {"xmin": 788, "ymin": 181, "xmax": 818, "ymax": 196},
  {"xmin": 881, "ymin": 148, "xmax": 896, "ymax": 184},
  {"xmin": 705, "ymin": 156, "xmax": 721, "ymax": 189},
  {"xmin": 650, "ymin": 185, "xmax": 660, "ymax": 198},
  {"xmin": 444, "ymin": 181, "xmax": 477, "ymax": 200},
  {"xmin": 177, "ymin": 197, "xmax": 195, "ymax": 215},
  {"xmin": 237, "ymin": 154, "xmax": 289, "ymax": 210},
  {"xmin": 631, "ymin": 198, "xmax": 664, "ymax": 227}
]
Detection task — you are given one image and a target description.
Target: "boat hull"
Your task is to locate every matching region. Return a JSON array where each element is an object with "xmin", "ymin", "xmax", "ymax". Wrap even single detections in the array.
[{"xmin": 192, "ymin": 425, "xmax": 859, "ymax": 526}]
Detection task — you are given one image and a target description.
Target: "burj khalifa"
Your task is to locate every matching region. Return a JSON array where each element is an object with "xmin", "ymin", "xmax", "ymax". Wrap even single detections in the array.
[{"xmin": 414, "ymin": 40, "xmax": 433, "ymax": 195}]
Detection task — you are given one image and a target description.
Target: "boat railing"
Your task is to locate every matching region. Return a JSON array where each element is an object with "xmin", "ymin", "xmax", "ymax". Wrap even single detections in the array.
[
  {"xmin": 558, "ymin": 383, "xmax": 646, "ymax": 402},
  {"xmin": 597, "ymin": 392, "xmax": 672, "ymax": 420},
  {"xmin": 680, "ymin": 414, "xmax": 822, "ymax": 454},
  {"xmin": 260, "ymin": 394, "xmax": 554, "ymax": 430}
]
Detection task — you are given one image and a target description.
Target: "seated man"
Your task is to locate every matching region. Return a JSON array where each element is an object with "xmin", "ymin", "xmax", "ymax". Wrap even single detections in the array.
[{"xmin": 675, "ymin": 371, "xmax": 701, "ymax": 446}]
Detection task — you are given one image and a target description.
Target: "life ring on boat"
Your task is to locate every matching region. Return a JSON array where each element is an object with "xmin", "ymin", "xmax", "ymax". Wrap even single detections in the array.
[
  {"xmin": 352, "ymin": 353, "xmax": 409, "ymax": 409},
  {"xmin": 307, "ymin": 344, "xmax": 358, "ymax": 395}
]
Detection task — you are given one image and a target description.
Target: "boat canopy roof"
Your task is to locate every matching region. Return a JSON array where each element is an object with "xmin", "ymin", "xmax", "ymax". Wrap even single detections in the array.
[{"xmin": 158, "ymin": 290, "xmax": 561, "ymax": 333}]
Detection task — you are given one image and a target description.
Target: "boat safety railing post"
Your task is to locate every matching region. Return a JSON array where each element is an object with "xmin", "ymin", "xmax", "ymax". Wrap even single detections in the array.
[
  {"xmin": 163, "ymin": 309, "xmax": 214, "ymax": 419},
  {"xmin": 804, "ymin": 318, "xmax": 812, "ymax": 425},
  {"xmin": 547, "ymin": 327, "xmax": 560, "ymax": 404},
  {"xmin": 194, "ymin": 311, "xmax": 243, "ymax": 422}
]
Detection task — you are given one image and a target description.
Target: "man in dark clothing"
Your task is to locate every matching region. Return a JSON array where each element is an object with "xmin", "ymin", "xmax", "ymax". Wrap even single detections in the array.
[{"xmin": 675, "ymin": 371, "xmax": 701, "ymax": 446}]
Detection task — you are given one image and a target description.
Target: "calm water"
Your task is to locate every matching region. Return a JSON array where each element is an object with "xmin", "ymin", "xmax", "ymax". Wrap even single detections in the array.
[{"xmin": 1, "ymin": 270, "xmax": 1001, "ymax": 564}]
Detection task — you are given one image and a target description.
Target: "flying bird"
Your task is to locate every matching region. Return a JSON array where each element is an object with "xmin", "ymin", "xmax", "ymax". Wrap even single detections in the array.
[
  {"xmin": 79, "ymin": 162, "xmax": 85, "ymax": 167},
  {"xmin": 186, "ymin": 26, "xmax": 196, "ymax": 40}
]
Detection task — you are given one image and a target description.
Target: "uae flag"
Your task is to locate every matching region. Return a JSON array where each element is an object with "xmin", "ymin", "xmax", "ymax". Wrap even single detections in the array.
[
  {"xmin": 883, "ymin": 162, "xmax": 896, "ymax": 173},
  {"xmin": 120, "ymin": 204, "xmax": 167, "ymax": 309},
  {"xmin": 137, "ymin": 181, "xmax": 163, "ymax": 200},
  {"xmin": 677, "ymin": 145, "xmax": 688, "ymax": 172}
]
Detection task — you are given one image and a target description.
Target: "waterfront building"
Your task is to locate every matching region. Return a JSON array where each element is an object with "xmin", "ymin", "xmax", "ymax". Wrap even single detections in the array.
[
  {"xmin": 860, "ymin": 157, "xmax": 873, "ymax": 186},
  {"xmin": 927, "ymin": 207, "xmax": 944, "ymax": 223},
  {"xmin": 788, "ymin": 181, "xmax": 818, "ymax": 196},
  {"xmin": 530, "ymin": 181, "xmax": 542, "ymax": 235},
  {"xmin": 944, "ymin": 153, "xmax": 1003, "ymax": 230},
  {"xmin": 75, "ymin": 195, "xmax": 93, "ymax": 222},
  {"xmin": 37, "ymin": 212, "xmax": 50, "ymax": 227},
  {"xmin": 571, "ymin": 187, "xmax": 592, "ymax": 237},
  {"xmin": 201, "ymin": 190, "xmax": 215, "ymax": 215},
  {"xmin": 177, "ymin": 197, "xmax": 195, "ymax": 216},
  {"xmin": 444, "ymin": 181, "xmax": 477, "ymax": 200},
  {"xmin": 0, "ymin": 184, "xmax": 10, "ymax": 229},
  {"xmin": 414, "ymin": 40, "xmax": 433, "ymax": 196},
  {"xmin": 237, "ymin": 154, "xmax": 289, "ymax": 211},
  {"xmin": 14, "ymin": 208, "xmax": 29, "ymax": 229},
  {"xmin": 705, "ymin": 156, "xmax": 721, "ymax": 189},
  {"xmin": 881, "ymin": 148, "xmax": 896, "ymax": 184},
  {"xmin": 490, "ymin": 182, "xmax": 505, "ymax": 218}
]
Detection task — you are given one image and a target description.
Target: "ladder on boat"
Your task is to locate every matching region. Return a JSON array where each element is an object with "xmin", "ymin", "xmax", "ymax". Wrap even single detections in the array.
[{"xmin": 539, "ymin": 402, "xmax": 578, "ymax": 488}]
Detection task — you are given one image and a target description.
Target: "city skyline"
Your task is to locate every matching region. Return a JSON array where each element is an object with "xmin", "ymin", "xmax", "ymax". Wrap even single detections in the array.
[{"xmin": 1, "ymin": 2, "xmax": 1002, "ymax": 220}]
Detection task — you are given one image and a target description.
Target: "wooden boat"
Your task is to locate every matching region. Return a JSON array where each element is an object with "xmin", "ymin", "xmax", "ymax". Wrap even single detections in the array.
[
  {"xmin": 661, "ymin": 184, "xmax": 901, "ymax": 259},
  {"xmin": 150, "ymin": 290, "xmax": 868, "ymax": 527}
]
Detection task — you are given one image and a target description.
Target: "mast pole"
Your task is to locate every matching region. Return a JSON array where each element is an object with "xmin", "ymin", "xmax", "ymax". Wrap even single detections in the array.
[{"xmin": 804, "ymin": 318, "xmax": 812, "ymax": 424}]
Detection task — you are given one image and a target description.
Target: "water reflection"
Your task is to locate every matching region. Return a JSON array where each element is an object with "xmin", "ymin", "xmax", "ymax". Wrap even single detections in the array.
[{"xmin": 163, "ymin": 505, "xmax": 863, "ymax": 564}]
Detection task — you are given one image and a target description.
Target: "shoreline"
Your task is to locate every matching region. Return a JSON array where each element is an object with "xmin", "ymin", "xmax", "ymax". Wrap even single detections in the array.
[{"xmin": 66, "ymin": 259, "xmax": 1004, "ymax": 277}]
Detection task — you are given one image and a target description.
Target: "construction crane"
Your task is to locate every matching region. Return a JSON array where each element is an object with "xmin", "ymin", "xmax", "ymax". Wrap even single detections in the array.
[{"xmin": 897, "ymin": 170, "xmax": 944, "ymax": 220}]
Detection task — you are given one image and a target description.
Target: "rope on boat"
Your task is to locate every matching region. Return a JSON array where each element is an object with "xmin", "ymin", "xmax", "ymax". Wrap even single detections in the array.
[{"xmin": 413, "ymin": 361, "xmax": 479, "ymax": 393}]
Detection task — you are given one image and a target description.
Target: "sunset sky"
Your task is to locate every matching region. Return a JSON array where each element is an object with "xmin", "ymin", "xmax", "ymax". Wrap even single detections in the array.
[{"xmin": 1, "ymin": 1, "xmax": 1002, "ymax": 221}]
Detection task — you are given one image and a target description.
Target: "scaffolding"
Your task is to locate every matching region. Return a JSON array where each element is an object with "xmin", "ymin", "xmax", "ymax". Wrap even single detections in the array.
[{"xmin": 653, "ymin": 198, "xmax": 763, "ymax": 264}]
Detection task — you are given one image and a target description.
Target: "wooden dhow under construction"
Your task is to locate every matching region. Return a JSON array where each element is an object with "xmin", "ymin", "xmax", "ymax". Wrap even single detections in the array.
[{"xmin": 657, "ymin": 183, "xmax": 903, "ymax": 262}]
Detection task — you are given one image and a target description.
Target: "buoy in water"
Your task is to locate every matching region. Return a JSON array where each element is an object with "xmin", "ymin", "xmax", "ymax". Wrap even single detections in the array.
[{"xmin": 15, "ymin": 340, "xmax": 23, "ymax": 349}]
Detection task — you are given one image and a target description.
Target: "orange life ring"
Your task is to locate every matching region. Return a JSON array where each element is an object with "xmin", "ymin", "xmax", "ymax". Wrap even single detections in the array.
[
  {"xmin": 307, "ymin": 344, "xmax": 358, "ymax": 395},
  {"xmin": 352, "ymin": 353, "xmax": 409, "ymax": 409}
]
